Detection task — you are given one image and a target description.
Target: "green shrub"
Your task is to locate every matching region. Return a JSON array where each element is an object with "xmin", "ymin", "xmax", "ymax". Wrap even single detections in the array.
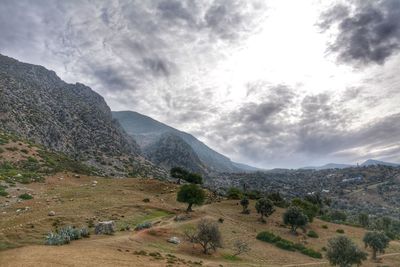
[
  {"xmin": 256, "ymin": 231, "xmax": 321, "ymax": 258},
  {"xmin": 134, "ymin": 222, "xmax": 152, "ymax": 231},
  {"xmin": 256, "ymin": 231, "xmax": 281, "ymax": 243},
  {"xmin": 45, "ymin": 232, "xmax": 70, "ymax": 246},
  {"xmin": 19, "ymin": 193, "xmax": 33, "ymax": 200},
  {"xmin": 227, "ymin": 187, "xmax": 243, "ymax": 200},
  {"xmin": 322, "ymin": 224, "xmax": 328, "ymax": 229},
  {"xmin": 307, "ymin": 230, "xmax": 319, "ymax": 238},
  {"xmin": 6, "ymin": 147, "xmax": 18, "ymax": 152},
  {"xmin": 300, "ymin": 247, "xmax": 323, "ymax": 258},
  {"xmin": 275, "ymin": 240, "xmax": 295, "ymax": 251},
  {"xmin": 336, "ymin": 229, "xmax": 345, "ymax": 234}
]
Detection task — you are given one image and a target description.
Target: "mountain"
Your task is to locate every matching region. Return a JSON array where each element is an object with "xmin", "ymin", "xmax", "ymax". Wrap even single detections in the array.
[
  {"xmin": 0, "ymin": 54, "xmax": 163, "ymax": 177},
  {"xmin": 112, "ymin": 111, "xmax": 256, "ymax": 173},
  {"xmin": 144, "ymin": 132, "xmax": 206, "ymax": 174},
  {"xmin": 360, "ymin": 159, "xmax": 399, "ymax": 167},
  {"xmin": 302, "ymin": 163, "xmax": 354, "ymax": 170}
]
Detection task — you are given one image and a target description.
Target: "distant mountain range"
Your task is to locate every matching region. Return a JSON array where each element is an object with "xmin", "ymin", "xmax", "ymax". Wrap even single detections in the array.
[
  {"xmin": 303, "ymin": 159, "xmax": 399, "ymax": 170},
  {"xmin": 113, "ymin": 111, "xmax": 259, "ymax": 173}
]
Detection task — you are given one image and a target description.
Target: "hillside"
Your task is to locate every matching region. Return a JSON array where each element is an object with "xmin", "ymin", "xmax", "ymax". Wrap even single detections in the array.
[
  {"xmin": 144, "ymin": 133, "xmax": 206, "ymax": 174},
  {"xmin": 0, "ymin": 54, "xmax": 164, "ymax": 177},
  {"xmin": 112, "ymin": 111, "xmax": 256, "ymax": 173},
  {"xmin": 1, "ymin": 136, "xmax": 400, "ymax": 266}
]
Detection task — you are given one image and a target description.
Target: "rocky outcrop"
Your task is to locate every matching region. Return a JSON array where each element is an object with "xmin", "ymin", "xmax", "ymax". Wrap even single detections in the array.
[{"xmin": 0, "ymin": 54, "xmax": 165, "ymax": 177}]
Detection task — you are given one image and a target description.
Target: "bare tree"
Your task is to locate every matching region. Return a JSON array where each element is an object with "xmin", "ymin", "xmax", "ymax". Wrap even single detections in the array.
[
  {"xmin": 184, "ymin": 219, "xmax": 222, "ymax": 254},
  {"xmin": 233, "ymin": 240, "xmax": 250, "ymax": 256}
]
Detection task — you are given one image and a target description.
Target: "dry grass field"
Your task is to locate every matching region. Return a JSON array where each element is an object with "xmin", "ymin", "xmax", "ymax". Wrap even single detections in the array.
[{"xmin": 1, "ymin": 172, "xmax": 400, "ymax": 267}]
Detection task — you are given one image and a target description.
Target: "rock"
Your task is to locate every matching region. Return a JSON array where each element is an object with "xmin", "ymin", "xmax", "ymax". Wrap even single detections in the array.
[
  {"xmin": 167, "ymin": 237, "xmax": 181, "ymax": 244},
  {"xmin": 74, "ymin": 174, "xmax": 80, "ymax": 178},
  {"xmin": 48, "ymin": 211, "xmax": 56, "ymax": 216},
  {"xmin": 95, "ymin": 221, "xmax": 115, "ymax": 235}
]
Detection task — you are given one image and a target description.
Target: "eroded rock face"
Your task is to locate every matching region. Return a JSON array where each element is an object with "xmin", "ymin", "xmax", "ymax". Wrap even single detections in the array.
[
  {"xmin": 95, "ymin": 221, "xmax": 115, "ymax": 235},
  {"xmin": 0, "ymin": 54, "xmax": 167, "ymax": 178}
]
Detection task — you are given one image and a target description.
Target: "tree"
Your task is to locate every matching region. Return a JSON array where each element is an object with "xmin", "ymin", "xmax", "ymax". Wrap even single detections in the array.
[
  {"xmin": 240, "ymin": 196, "xmax": 249, "ymax": 214},
  {"xmin": 255, "ymin": 198, "xmax": 275, "ymax": 222},
  {"xmin": 233, "ymin": 240, "xmax": 250, "ymax": 256},
  {"xmin": 185, "ymin": 173, "xmax": 203, "ymax": 184},
  {"xmin": 329, "ymin": 210, "xmax": 347, "ymax": 222},
  {"xmin": 170, "ymin": 167, "xmax": 189, "ymax": 184},
  {"xmin": 267, "ymin": 192, "xmax": 287, "ymax": 208},
  {"xmin": 177, "ymin": 184, "xmax": 205, "ymax": 212},
  {"xmin": 185, "ymin": 219, "xmax": 222, "ymax": 254},
  {"xmin": 283, "ymin": 206, "xmax": 308, "ymax": 234},
  {"xmin": 358, "ymin": 213, "xmax": 369, "ymax": 228},
  {"xmin": 363, "ymin": 231, "xmax": 390, "ymax": 260},
  {"xmin": 291, "ymin": 198, "xmax": 319, "ymax": 222},
  {"xmin": 326, "ymin": 235, "xmax": 367, "ymax": 267}
]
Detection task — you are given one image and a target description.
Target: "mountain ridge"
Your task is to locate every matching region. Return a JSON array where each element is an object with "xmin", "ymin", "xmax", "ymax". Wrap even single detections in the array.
[{"xmin": 112, "ymin": 110, "xmax": 258, "ymax": 173}]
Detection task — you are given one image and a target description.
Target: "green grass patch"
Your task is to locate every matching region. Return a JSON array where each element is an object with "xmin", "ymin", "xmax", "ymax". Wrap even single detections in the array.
[
  {"xmin": 222, "ymin": 254, "xmax": 241, "ymax": 261},
  {"xmin": 19, "ymin": 193, "xmax": 33, "ymax": 200},
  {"xmin": 256, "ymin": 231, "xmax": 322, "ymax": 259}
]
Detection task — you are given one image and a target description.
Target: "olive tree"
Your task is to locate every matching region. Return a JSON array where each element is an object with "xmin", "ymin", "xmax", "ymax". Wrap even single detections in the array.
[
  {"xmin": 326, "ymin": 235, "xmax": 367, "ymax": 267},
  {"xmin": 240, "ymin": 196, "xmax": 250, "ymax": 214},
  {"xmin": 363, "ymin": 231, "xmax": 390, "ymax": 260},
  {"xmin": 185, "ymin": 219, "xmax": 222, "ymax": 254},
  {"xmin": 255, "ymin": 198, "xmax": 275, "ymax": 222},
  {"xmin": 283, "ymin": 206, "xmax": 308, "ymax": 234},
  {"xmin": 177, "ymin": 184, "xmax": 205, "ymax": 212}
]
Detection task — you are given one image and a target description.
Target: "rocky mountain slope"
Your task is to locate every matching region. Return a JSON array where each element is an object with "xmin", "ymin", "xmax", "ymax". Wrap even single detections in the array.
[
  {"xmin": 0, "ymin": 54, "xmax": 163, "ymax": 177},
  {"xmin": 143, "ymin": 132, "xmax": 206, "ymax": 174},
  {"xmin": 112, "ymin": 111, "xmax": 257, "ymax": 173}
]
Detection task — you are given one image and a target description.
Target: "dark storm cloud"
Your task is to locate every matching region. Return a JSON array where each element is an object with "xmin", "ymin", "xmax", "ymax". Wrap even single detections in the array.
[
  {"xmin": 142, "ymin": 57, "xmax": 171, "ymax": 77},
  {"xmin": 319, "ymin": 0, "xmax": 400, "ymax": 66}
]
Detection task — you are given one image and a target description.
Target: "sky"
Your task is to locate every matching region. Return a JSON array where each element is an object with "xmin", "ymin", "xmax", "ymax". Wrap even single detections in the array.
[{"xmin": 1, "ymin": 0, "xmax": 400, "ymax": 168}]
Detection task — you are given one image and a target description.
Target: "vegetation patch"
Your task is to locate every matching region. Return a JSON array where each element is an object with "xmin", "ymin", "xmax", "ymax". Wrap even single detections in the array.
[
  {"xmin": 222, "ymin": 254, "xmax": 241, "ymax": 261},
  {"xmin": 45, "ymin": 226, "xmax": 90, "ymax": 246},
  {"xmin": 18, "ymin": 193, "xmax": 33, "ymax": 200},
  {"xmin": 256, "ymin": 231, "xmax": 322, "ymax": 258},
  {"xmin": 307, "ymin": 230, "xmax": 319, "ymax": 238}
]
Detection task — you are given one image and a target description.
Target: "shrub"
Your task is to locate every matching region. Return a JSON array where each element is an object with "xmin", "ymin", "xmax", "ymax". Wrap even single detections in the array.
[
  {"xmin": 256, "ymin": 231, "xmax": 321, "ymax": 258},
  {"xmin": 134, "ymin": 222, "xmax": 152, "ymax": 231},
  {"xmin": 227, "ymin": 187, "xmax": 243, "ymax": 200},
  {"xmin": 300, "ymin": 247, "xmax": 322, "ymax": 258},
  {"xmin": 276, "ymin": 239, "xmax": 295, "ymax": 251},
  {"xmin": 45, "ymin": 226, "xmax": 89, "ymax": 246},
  {"xmin": 307, "ymin": 230, "xmax": 319, "ymax": 238},
  {"xmin": 336, "ymin": 229, "xmax": 345, "ymax": 234},
  {"xmin": 256, "ymin": 231, "xmax": 281, "ymax": 243},
  {"xmin": 322, "ymin": 224, "xmax": 328, "ymax": 229},
  {"xmin": 19, "ymin": 193, "xmax": 33, "ymax": 200},
  {"xmin": 142, "ymin": 198, "xmax": 150, "ymax": 203},
  {"xmin": 329, "ymin": 210, "xmax": 347, "ymax": 222}
]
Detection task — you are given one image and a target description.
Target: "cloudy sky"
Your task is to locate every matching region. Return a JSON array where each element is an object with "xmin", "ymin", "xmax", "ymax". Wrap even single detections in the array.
[{"xmin": 1, "ymin": 0, "xmax": 400, "ymax": 168}]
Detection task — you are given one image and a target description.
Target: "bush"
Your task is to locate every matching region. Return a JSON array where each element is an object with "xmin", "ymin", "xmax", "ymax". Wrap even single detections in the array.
[
  {"xmin": 322, "ymin": 224, "xmax": 328, "ymax": 229},
  {"xmin": 227, "ymin": 187, "xmax": 243, "ymax": 200},
  {"xmin": 18, "ymin": 193, "xmax": 33, "ymax": 200},
  {"xmin": 45, "ymin": 226, "xmax": 89, "ymax": 246},
  {"xmin": 307, "ymin": 230, "xmax": 319, "ymax": 238},
  {"xmin": 276, "ymin": 239, "xmax": 295, "ymax": 251},
  {"xmin": 256, "ymin": 231, "xmax": 281, "ymax": 243},
  {"xmin": 336, "ymin": 229, "xmax": 345, "ymax": 234},
  {"xmin": 329, "ymin": 210, "xmax": 347, "ymax": 222},
  {"xmin": 256, "ymin": 231, "xmax": 321, "ymax": 258},
  {"xmin": 300, "ymin": 247, "xmax": 322, "ymax": 258},
  {"xmin": 135, "ymin": 222, "xmax": 152, "ymax": 231}
]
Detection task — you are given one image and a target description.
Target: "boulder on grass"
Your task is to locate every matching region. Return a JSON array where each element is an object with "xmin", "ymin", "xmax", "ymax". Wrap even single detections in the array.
[
  {"xmin": 167, "ymin": 236, "xmax": 181, "ymax": 244},
  {"xmin": 95, "ymin": 221, "xmax": 115, "ymax": 235}
]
